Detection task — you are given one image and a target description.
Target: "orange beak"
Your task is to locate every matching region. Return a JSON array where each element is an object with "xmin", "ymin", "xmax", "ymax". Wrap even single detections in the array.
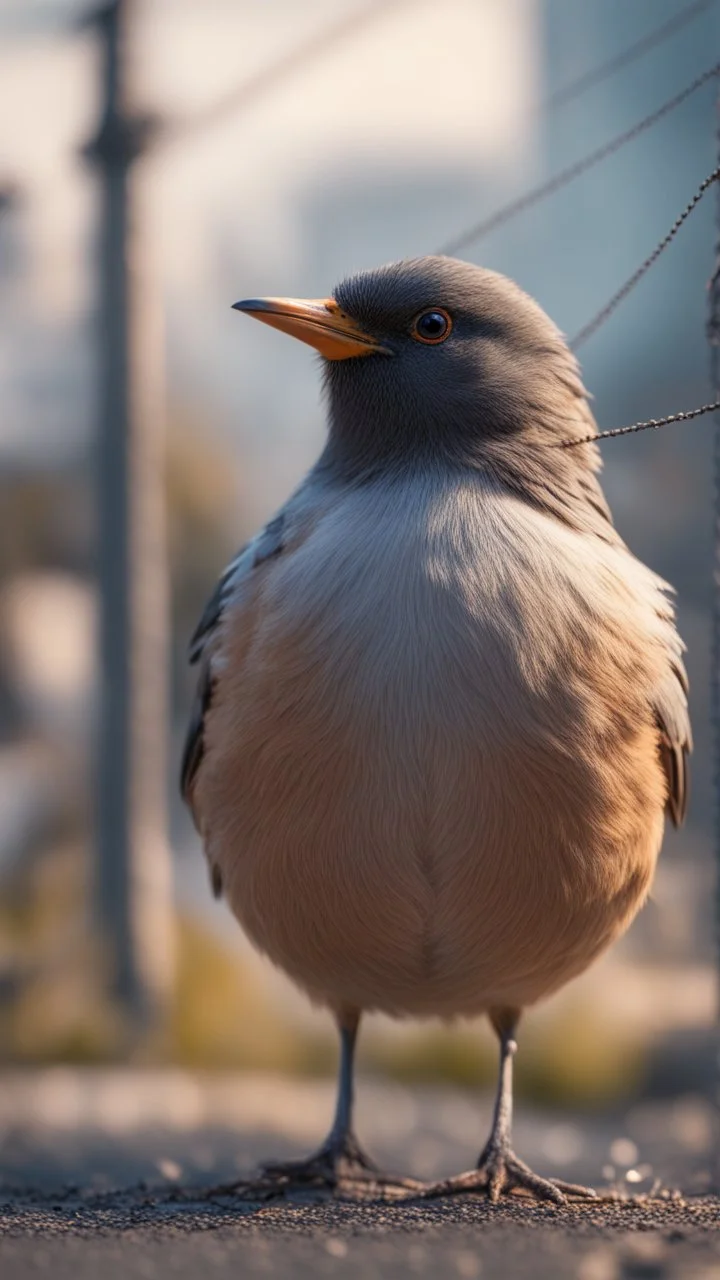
[{"xmin": 232, "ymin": 296, "xmax": 391, "ymax": 360}]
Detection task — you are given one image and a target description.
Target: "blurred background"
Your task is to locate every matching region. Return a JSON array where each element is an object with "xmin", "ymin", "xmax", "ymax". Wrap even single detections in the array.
[{"xmin": 0, "ymin": 0, "xmax": 718, "ymax": 1192}]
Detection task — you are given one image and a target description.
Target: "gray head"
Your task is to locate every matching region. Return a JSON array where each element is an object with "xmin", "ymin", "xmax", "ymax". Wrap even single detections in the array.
[{"xmin": 234, "ymin": 256, "xmax": 611, "ymax": 536}]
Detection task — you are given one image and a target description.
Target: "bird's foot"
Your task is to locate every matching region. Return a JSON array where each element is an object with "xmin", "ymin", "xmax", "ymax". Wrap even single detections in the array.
[
  {"xmin": 202, "ymin": 1131, "xmax": 423, "ymax": 1202},
  {"xmin": 422, "ymin": 1139, "xmax": 597, "ymax": 1205}
]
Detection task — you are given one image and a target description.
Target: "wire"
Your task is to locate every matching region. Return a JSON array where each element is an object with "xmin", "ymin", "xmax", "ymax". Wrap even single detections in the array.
[
  {"xmin": 571, "ymin": 166, "xmax": 720, "ymax": 350},
  {"xmin": 157, "ymin": 0, "xmax": 410, "ymax": 151},
  {"xmin": 544, "ymin": 0, "xmax": 716, "ymax": 113},
  {"xmin": 439, "ymin": 61, "xmax": 720, "ymax": 257},
  {"xmin": 559, "ymin": 399, "xmax": 720, "ymax": 447}
]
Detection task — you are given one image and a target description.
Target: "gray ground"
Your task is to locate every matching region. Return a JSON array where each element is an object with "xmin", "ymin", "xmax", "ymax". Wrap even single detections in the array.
[
  {"xmin": 1, "ymin": 1073, "xmax": 718, "ymax": 1278},
  {"xmin": 3, "ymin": 1188, "xmax": 720, "ymax": 1280}
]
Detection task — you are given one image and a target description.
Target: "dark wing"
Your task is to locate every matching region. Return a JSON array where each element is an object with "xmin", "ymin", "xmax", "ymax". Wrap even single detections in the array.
[
  {"xmin": 180, "ymin": 657, "xmax": 215, "ymax": 813},
  {"xmin": 654, "ymin": 657, "xmax": 692, "ymax": 828},
  {"xmin": 187, "ymin": 514, "xmax": 285, "ymax": 664},
  {"xmin": 180, "ymin": 512, "xmax": 286, "ymax": 816}
]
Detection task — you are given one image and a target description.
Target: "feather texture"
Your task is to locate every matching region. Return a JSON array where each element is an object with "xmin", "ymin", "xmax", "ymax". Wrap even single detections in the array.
[
  {"xmin": 189, "ymin": 469, "xmax": 687, "ymax": 1016},
  {"xmin": 181, "ymin": 512, "xmax": 287, "ymax": 818},
  {"xmin": 181, "ymin": 255, "xmax": 691, "ymax": 1019}
]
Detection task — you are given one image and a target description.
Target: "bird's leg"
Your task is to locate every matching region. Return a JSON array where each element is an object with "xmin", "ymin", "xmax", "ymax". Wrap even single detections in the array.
[
  {"xmin": 211, "ymin": 1009, "xmax": 422, "ymax": 1200},
  {"xmin": 260, "ymin": 1008, "xmax": 375, "ymax": 1184},
  {"xmin": 422, "ymin": 1007, "xmax": 597, "ymax": 1205}
]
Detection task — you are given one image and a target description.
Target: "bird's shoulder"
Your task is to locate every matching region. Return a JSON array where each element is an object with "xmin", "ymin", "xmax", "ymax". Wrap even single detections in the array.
[
  {"xmin": 500, "ymin": 505, "xmax": 692, "ymax": 829},
  {"xmin": 180, "ymin": 518, "xmax": 282, "ymax": 816},
  {"xmin": 609, "ymin": 552, "xmax": 691, "ymax": 829},
  {"xmin": 649, "ymin": 593, "xmax": 692, "ymax": 828},
  {"xmin": 589, "ymin": 545, "xmax": 692, "ymax": 830},
  {"xmin": 187, "ymin": 512, "xmax": 286, "ymax": 668},
  {"xmin": 180, "ymin": 474, "xmax": 333, "ymax": 815}
]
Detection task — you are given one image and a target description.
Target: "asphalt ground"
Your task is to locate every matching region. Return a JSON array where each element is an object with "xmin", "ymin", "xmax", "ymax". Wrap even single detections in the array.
[
  {"xmin": 1, "ymin": 1073, "xmax": 718, "ymax": 1278},
  {"xmin": 3, "ymin": 1185, "xmax": 720, "ymax": 1279}
]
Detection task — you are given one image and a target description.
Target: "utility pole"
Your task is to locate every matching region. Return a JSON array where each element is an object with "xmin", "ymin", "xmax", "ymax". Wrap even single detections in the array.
[
  {"xmin": 74, "ymin": 0, "xmax": 402, "ymax": 1042},
  {"xmin": 83, "ymin": 0, "xmax": 174, "ymax": 1037}
]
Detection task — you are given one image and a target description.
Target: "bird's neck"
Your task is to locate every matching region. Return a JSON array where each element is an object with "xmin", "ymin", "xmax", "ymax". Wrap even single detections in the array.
[{"xmin": 319, "ymin": 424, "xmax": 616, "ymax": 546}]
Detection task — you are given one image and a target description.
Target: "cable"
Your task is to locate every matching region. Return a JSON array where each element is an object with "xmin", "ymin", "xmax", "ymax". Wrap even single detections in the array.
[
  {"xmin": 157, "ymin": 0, "xmax": 410, "ymax": 151},
  {"xmin": 559, "ymin": 399, "xmax": 720, "ymax": 447},
  {"xmin": 544, "ymin": 0, "xmax": 716, "ymax": 113},
  {"xmin": 439, "ymin": 61, "xmax": 720, "ymax": 257},
  {"xmin": 571, "ymin": 166, "xmax": 720, "ymax": 350}
]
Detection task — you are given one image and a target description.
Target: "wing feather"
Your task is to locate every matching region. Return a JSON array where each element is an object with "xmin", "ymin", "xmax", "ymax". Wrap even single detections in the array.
[
  {"xmin": 180, "ymin": 510, "xmax": 287, "ymax": 817},
  {"xmin": 654, "ymin": 660, "xmax": 692, "ymax": 827}
]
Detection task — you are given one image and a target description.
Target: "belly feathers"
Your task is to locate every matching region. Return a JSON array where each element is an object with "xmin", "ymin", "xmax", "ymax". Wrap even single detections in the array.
[{"xmin": 197, "ymin": 482, "xmax": 668, "ymax": 1015}]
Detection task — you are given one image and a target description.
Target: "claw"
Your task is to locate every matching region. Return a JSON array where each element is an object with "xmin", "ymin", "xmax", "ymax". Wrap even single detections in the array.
[
  {"xmin": 200, "ymin": 1134, "xmax": 423, "ymax": 1202},
  {"xmin": 421, "ymin": 1145, "xmax": 597, "ymax": 1205}
]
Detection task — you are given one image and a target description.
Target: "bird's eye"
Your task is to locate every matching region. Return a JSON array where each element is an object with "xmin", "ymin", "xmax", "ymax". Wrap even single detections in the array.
[{"xmin": 411, "ymin": 308, "xmax": 452, "ymax": 345}]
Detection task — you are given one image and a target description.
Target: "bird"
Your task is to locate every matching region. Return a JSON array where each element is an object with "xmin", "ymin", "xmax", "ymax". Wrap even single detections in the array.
[{"xmin": 181, "ymin": 255, "xmax": 690, "ymax": 1203}]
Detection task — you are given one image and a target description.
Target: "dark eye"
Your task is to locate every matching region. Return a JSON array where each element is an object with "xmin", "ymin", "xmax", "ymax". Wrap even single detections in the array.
[{"xmin": 411, "ymin": 308, "xmax": 452, "ymax": 345}]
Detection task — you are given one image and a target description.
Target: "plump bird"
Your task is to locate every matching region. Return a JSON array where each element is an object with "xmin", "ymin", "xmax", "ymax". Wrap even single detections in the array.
[{"xmin": 181, "ymin": 255, "xmax": 690, "ymax": 1202}]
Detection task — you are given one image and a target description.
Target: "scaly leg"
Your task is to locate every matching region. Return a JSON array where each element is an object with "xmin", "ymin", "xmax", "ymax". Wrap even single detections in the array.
[
  {"xmin": 208, "ymin": 1009, "xmax": 422, "ymax": 1199},
  {"xmin": 422, "ymin": 1007, "xmax": 597, "ymax": 1204}
]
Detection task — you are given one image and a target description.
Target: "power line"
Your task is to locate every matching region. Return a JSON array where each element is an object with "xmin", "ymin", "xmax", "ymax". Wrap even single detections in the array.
[
  {"xmin": 559, "ymin": 398, "xmax": 720, "ymax": 447},
  {"xmin": 156, "ymin": 0, "xmax": 411, "ymax": 151},
  {"xmin": 543, "ymin": 0, "xmax": 716, "ymax": 113},
  {"xmin": 571, "ymin": 166, "xmax": 720, "ymax": 350},
  {"xmin": 439, "ymin": 61, "xmax": 720, "ymax": 257}
]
